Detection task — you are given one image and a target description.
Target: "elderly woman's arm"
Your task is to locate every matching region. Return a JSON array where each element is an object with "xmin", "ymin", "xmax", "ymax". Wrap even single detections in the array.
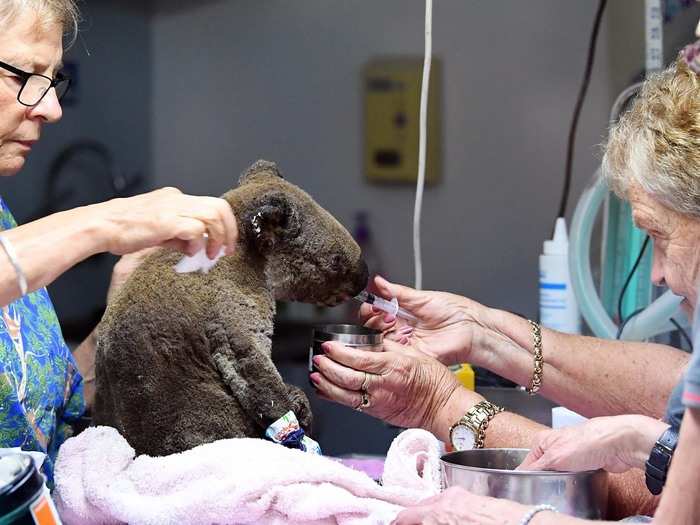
[
  {"xmin": 0, "ymin": 188, "xmax": 237, "ymax": 307},
  {"xmin": 362, "ymin": 276, "xmax": 688, "ymax": 419},
  {"xmin": 519, "ymin": 415, "xmax": 668, "ymax": 473},
  {"xmin": 478, "ymin": 309, "xmax": 687, "ymax": 419}
]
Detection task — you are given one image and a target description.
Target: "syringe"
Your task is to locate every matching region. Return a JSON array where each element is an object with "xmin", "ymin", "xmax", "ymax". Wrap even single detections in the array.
[{"xmin": 354, "ymin": 290, "xmax": 418, "ymax": 323}]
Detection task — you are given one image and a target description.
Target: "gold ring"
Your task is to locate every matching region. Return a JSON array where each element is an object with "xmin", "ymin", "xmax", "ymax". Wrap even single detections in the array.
[
  {"xmin": 360, "ymin": 371, "xmax": 371, "ymax": 393},
  {"xmin": 354, "ymin": 391, "xmax": 371, "ymax": 412}
]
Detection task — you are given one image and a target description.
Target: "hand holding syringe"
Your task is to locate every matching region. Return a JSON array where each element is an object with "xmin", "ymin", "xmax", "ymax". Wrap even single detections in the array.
[{"xmin": 353, "ymin": 290, "xmax": 418, "ymax": 323}]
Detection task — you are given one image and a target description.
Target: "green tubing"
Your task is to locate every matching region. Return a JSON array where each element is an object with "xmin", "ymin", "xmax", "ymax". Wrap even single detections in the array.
[
  {"xmin": 569, "ymin": 172, "xmax": 684, "ymax": 340},
  {"xmin": 569, "ymin": 82, "xmax": 684, "ymax": 340},
  {"xmin": 569, "ymin": 171, "xmax": 618, "ymax": 339}
]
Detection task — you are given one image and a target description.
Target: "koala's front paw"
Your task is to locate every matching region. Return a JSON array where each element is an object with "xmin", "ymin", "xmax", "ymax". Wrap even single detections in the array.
[{"xmin": 288, "ymin": 385, "xmax": 313, "ymax": 434}]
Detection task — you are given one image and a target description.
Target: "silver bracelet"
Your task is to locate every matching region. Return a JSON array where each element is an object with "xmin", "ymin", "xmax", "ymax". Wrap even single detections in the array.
[
  {"xmin": 519, "ymin": 504, "xmax": 557, "ymax": 525},
  {"xmin": 0, "ymin": 234, "xmax": 28, "ymax": 297}
]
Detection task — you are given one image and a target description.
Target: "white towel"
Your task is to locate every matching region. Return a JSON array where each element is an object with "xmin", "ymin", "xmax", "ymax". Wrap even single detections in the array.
[{"xmin": 54, "ymin": 427, "xmax": 441, "ymax": 525}]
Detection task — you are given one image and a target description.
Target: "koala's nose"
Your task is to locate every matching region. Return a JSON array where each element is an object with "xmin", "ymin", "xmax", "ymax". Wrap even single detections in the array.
[{"xmin": 352, "ymin": 260, "xmax": 369, "ymax": 295}]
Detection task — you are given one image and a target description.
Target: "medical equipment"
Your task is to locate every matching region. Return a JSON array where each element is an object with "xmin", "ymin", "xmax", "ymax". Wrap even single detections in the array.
[
  {"xmin": 353, "ymin": 290, "xmax": 418, "ymax": 323},
  {"xmin": 570, "ymin": 167, "xmax": 685, "ymax": 341}
]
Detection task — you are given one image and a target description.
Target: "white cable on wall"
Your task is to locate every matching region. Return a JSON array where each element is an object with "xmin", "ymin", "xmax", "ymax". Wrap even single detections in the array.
[{"xmin": 413, "ymin": 0, "xmax": 432, "ymax": 290}]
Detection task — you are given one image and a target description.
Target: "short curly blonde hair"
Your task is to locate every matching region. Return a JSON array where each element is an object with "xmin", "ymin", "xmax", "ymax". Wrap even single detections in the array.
[
  {"xmin": 603, "ymin": 58, "xmax": 700, "ymax": 217},
  {"xmin": 0, "ymin": 0, "xmax": 80, "ymax": 47}
]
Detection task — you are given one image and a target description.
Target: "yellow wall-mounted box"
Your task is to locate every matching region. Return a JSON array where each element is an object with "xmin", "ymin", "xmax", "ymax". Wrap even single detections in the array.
[{"xmin": 363, "ymin": 58, "xmax": 441, "ymax": 184}]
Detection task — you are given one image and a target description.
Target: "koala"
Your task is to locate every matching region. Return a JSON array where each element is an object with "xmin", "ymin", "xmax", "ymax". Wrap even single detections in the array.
[{"xmin": 93, "ymin": 160, "xmax": 368, "ymax": 456}]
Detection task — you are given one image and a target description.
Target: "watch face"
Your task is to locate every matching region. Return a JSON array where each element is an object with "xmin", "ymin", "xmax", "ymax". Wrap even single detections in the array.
[{"xmin": 451, "ymin": 425, "xmax": 475, "ymax": 451}]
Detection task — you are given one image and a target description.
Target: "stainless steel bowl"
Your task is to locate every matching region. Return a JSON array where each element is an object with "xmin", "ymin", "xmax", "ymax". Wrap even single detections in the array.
[
  {"xmin": 308, "ymin": 324, "xmax": 382, "ymax": 372},
  {"xmin": 441, "ymin": 448, "xmax": 608, "ymax": 519}
]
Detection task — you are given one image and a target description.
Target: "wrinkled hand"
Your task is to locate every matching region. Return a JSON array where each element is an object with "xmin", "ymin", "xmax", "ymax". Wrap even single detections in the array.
[
  {"xmin": 96, "ymin": 187, "xmax": 238, "ymax": 258},
  {"xmin": 360, "ymin": 275, "xmax": 489, "ymax": 365},
  {"xmin": 310, "ymin": 338, "xmax": 460, "ymax": 431},
  {"xmin": 519, "ymin": 415, "xmax": 669, "ymax": 474},
  {"xmin": 392, "ymin": 486, "xmax": 532, "ymax": 525},
  {"xmin": 106, "ymin": 247, "xmax": 160, "ymax": 303}
]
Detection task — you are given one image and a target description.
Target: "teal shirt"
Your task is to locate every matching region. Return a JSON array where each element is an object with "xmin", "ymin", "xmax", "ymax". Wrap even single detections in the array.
[{"xmin": 0, "ymin": 196, "xmax": 85, "ymax": 485}]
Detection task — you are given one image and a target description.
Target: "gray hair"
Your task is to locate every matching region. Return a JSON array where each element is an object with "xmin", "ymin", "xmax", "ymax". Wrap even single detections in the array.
[
  {"xmin": 603, "ymin": 58, "xmax": 700, "ymax": 217},
  {"xmin": 0, "ymin": 0, "xmax": 80, "ymax": 48}
]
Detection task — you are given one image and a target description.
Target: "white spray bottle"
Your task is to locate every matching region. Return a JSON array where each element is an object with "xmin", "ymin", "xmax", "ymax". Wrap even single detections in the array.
[{"xmin": 539, "ymin": 217, "xmax": 581, "ymax": 334}]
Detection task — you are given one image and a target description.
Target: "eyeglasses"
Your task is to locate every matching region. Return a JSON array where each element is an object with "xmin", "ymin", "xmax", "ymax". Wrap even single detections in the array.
[{"xmin": 0, "ymin": 60, "xmax": 71, "ymax": 107}]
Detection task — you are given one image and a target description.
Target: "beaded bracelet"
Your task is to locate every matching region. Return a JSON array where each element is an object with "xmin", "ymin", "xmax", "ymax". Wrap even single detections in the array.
[
  {"xmin": 0, "ymin": 234, "xmax": 28, "ymax": 297},
  {"xmin": 518, "ymin": 504, "xmax": 557, "ymax": 525}
]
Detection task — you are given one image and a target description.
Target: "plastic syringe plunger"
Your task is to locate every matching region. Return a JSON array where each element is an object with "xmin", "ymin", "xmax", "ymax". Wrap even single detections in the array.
[{"xmin": 354, "ymin": 290, "xmax": 418, "ymax": 323}]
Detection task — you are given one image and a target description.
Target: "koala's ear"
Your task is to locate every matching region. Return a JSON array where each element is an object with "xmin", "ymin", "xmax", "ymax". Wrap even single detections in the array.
[
  {"xmin": 238, "ymin": 159, "xmax": 284, "ymax": 187},
  {"xmin": 247, "ymin": 196, "xmax": 300, "ymax": 253}
]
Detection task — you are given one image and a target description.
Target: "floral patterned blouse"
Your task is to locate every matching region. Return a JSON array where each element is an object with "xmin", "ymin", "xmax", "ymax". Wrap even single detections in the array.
[{"xmin": 0, "ymin": 195, "xmax": 85, "ymax": 485}]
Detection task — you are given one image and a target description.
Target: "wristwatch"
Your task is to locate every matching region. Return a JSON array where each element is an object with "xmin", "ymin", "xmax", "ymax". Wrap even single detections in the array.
[
  {"xmin": 449, "ymin": 400, "xmax": 504, "ymax": 450},
  {"xmin": 645, "ymin": 426, "xmax": 679, "ymax": 495}
]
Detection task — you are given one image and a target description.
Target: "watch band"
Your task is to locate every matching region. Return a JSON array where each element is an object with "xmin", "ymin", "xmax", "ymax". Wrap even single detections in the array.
[
  {"xmin": 645, "ymin": 426, "xmax": 678, "ymax": 496},
  {"xmin": 450, "ymin": 400, "xmax": 504, "ymax": 449}
]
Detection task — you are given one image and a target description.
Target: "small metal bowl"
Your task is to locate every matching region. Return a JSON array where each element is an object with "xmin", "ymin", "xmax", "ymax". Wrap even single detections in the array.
[
  {"xmin": 441, "ymin": 448, "xmax": 608, "ymax": 519},
  {"xmin": 308, "ymin": 324, "xmax": 382, "ymax": 372}
]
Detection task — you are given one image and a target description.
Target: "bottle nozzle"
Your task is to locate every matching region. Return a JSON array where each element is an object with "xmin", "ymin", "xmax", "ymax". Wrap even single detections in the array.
[{"xmin": 543, "ymin": 217, "xmax": 569, "ymax": 256}]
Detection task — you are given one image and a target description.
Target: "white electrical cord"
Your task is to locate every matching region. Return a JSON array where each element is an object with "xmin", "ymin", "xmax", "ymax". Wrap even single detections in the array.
[{"xmin": 413, "ymin": 0, "xmax": 432, "ymax": 290}]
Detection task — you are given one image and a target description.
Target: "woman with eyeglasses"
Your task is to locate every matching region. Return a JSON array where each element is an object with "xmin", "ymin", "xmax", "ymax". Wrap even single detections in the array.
[{"xmin": 0, "ymin": 0, "xmax": 238, "ymax": 485}]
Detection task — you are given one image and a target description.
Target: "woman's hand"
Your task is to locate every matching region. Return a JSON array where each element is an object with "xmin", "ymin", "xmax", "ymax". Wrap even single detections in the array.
[
  {"xmin": 360, "ymin": 275, "xmax": 491, "ymax": 365},
  {"xmin": 310, "ymin": 338, "xmax": 461, "ymax": 431},
  {"xmin": 519, "ymin": 415, "xmax": 670, "ymax": 473},
  {"xmin": 392, "ymin": 487, "xmax": 537, "ymax": 525},
  {"xmin": 94, "ymin": 187, "xmax": 238, "ymax": 258}
]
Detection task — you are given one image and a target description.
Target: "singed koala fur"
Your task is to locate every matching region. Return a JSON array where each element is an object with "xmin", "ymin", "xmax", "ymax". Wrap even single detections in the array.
[{"xmin": 93, "ymin": 160, "xmax": 368, "ymax": 456}]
